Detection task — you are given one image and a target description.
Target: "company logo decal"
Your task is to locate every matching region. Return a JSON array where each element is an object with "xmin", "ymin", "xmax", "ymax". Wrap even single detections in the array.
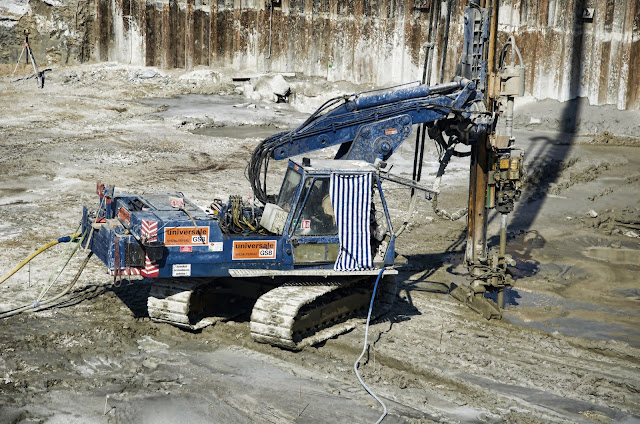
[
  {"xmin": 164, "ymin": 227, "xmax": 209, "ymax": 246},
  {"xmin": 232, "ymin": 240, "xmax": 277, "ymax": 260}
]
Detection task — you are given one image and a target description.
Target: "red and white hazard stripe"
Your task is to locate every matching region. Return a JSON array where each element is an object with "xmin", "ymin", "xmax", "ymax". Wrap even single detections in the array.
[
  {"xmin": 141, "ymin": 254, "xmax": 159, "ymax": 277},
  {"xmin": 140, "ymin": 220, "xmax": 160, "ymax": 277},
  {"xmin": 141, "ymin": 220, "xmax": 158, "ymax": 241}
]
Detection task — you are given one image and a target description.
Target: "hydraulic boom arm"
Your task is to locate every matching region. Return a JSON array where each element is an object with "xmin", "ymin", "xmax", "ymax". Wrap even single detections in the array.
[{"xmin": 248, "ymin": 77, "xmax": 494, "ymax": 204}]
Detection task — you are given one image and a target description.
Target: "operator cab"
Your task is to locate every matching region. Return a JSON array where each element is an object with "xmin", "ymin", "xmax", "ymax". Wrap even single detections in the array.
[
  {"xmin": 261, "ymin": 159, "xmax": 395, "ymax": 268},
  {"xmin": 278, "ymin": 165, "xmax": 337, "ymax": 237}
]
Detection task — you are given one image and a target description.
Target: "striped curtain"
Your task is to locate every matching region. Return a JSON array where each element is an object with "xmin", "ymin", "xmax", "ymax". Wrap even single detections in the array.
[{"xmin": 330, "ymin": 173, "xmax": 373, "ymax": 270}]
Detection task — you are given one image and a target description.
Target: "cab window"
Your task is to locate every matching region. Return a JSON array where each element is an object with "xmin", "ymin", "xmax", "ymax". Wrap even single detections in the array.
[
  {"xmin": 276, "ymin": 168, "xmax": 302, "ymax": 212},
  {"xmin": 292, "ymin": 178, "xmax": 337, "ymax": 236}
]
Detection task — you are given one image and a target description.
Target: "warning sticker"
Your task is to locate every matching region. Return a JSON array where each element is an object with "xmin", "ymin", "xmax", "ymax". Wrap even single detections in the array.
[
  {"xmin": 172, "ymin": 263, "xmax": 191, "ymax": 277},
  {"xmin": 385, "ymin": 128, "xmax": 398, "ymax": 135},
  {"xmin": 164, "ymin": 227, "xmax": 209, "ymax": 246},
  {"xmin": 118, "ymin": 207, "xmax": 130, "ymax": 225},
  {"xmin": 208, "ymin": 242, "xmax": 223, "ymax": 252},
  {"xmin": 232, "ymin": 240, "xmax": 277, "ymax": 260}
]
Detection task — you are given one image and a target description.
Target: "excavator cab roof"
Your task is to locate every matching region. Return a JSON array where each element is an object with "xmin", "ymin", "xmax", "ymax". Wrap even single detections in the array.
[{"xmin": 289, "ymin": 158, "xmax": 378, "ymax": 175}]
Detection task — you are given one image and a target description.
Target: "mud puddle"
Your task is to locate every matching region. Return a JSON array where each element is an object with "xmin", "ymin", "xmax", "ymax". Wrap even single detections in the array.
[
  {"xmin": 583, "ymin": 246, "xmax": 640, "ymax": 265},
  {"xmin": 503, "ymin": 287, "xmax": 640, "ymax": 347},
  {"xmin": 478, "ymin": 283, "xmax": 640, "ymax": 346},
  {"xmin": 507, "ymin": 312, "xmax": 640, "ymax": 347}
]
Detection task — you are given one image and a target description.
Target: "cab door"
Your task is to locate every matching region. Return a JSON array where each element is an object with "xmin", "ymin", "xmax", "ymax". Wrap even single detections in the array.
[{"xmin": 288, "ymin": 176, "xmax": 339, "ymax": 265}]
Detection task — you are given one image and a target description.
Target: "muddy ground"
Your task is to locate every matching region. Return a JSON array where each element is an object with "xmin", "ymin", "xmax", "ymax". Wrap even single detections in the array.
[{"xmin": 0, "ymin": 63, "xmax": 639, "ymax": 424}]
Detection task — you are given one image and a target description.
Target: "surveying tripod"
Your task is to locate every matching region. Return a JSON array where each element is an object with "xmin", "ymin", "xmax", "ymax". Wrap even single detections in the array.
[{"xmin": 12, "ymin": 30, "xmax": 47, "ymax": 88}]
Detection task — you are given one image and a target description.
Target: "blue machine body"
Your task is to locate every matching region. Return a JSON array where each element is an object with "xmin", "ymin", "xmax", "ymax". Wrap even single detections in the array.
[
  {"xmin": 82, "ymin": 160, "xmax": 396, "ymax": 278},
  {"xmin": 82, "ymin": 194, "xmax": 292, "ymax": 278}
]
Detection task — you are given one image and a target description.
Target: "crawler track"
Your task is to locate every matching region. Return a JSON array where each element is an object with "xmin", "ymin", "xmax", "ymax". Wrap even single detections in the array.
[
  {"xmin": 147, "ymin": 278, "xmax": 221, "ymax": 330},
  {"xmin": 147, "ymin": 275, "xmax": 397, "ymax": 348},
  {"xmin": 147, "ymin": 279, "xmax": 213, "ymax": 330},
  {"xmin": 250, "ymin": 275, "xmax": 396, "ymax": 349}
]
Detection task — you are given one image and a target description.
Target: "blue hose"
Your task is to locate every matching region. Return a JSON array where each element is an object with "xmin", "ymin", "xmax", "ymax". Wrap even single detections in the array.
[{"xmin": 354, "ymin": 267, "xmax": 387, "ymax": 424}]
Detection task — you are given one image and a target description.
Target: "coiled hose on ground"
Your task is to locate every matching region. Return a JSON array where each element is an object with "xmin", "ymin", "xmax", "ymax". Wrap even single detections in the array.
[{"xmin": 0, "ymin": 232, "xmax": 92, "ymax": 319}]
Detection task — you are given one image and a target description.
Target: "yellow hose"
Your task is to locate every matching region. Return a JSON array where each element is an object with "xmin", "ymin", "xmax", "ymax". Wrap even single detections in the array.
[{"xmin": 0, "ymin": 233, "xmax": 81, "ymax": 285}]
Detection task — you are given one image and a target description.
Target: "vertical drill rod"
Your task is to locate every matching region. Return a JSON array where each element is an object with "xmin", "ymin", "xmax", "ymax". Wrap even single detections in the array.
[{"xmin": 465, "ymin": 0, "xmax": 498, "ymax": 266}]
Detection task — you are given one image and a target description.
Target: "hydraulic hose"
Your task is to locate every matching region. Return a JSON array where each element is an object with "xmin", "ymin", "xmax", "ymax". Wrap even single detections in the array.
[
  {"xmin": 36, "ymin": 230, "xmax": 86, "ymax": 303},
  {"xmin": 0, "ymin": 252, "xmax": 93, "ymax": 320},
  {"xmin": 395, "ymin": 193, "xmax": 418, "ymax": 237},
  {"xmin": 431, "ymin": 144, "xmax": 468, "ymax": 221},
  {"xmin": 354, "ymin": 268, "xmax": 388, "ymax": 424},
  {"xmin": 0, "ymin": 233, "xmax": 81, "ymax": 285}
]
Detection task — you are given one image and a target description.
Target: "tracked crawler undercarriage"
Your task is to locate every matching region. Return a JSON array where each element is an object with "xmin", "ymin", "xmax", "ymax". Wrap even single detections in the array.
[{"xmin": 147, "ymin": 274, "xmax": 397, "ymax": 350}]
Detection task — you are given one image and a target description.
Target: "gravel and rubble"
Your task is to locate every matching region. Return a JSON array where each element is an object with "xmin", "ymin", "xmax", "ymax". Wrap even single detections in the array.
[{"xmin": 0, "ymin": 63, "xmax": 639, "ymax": 423}]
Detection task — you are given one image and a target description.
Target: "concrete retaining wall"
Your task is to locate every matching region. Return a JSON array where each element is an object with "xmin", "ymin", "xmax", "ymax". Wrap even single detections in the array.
[
  {"xmin": 94, "ymin": 0, "xmax": 638, "ymax": 109},
  {"xmin": 2, "ymin": 0, "xmax": 637, "ymax": 109}
]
